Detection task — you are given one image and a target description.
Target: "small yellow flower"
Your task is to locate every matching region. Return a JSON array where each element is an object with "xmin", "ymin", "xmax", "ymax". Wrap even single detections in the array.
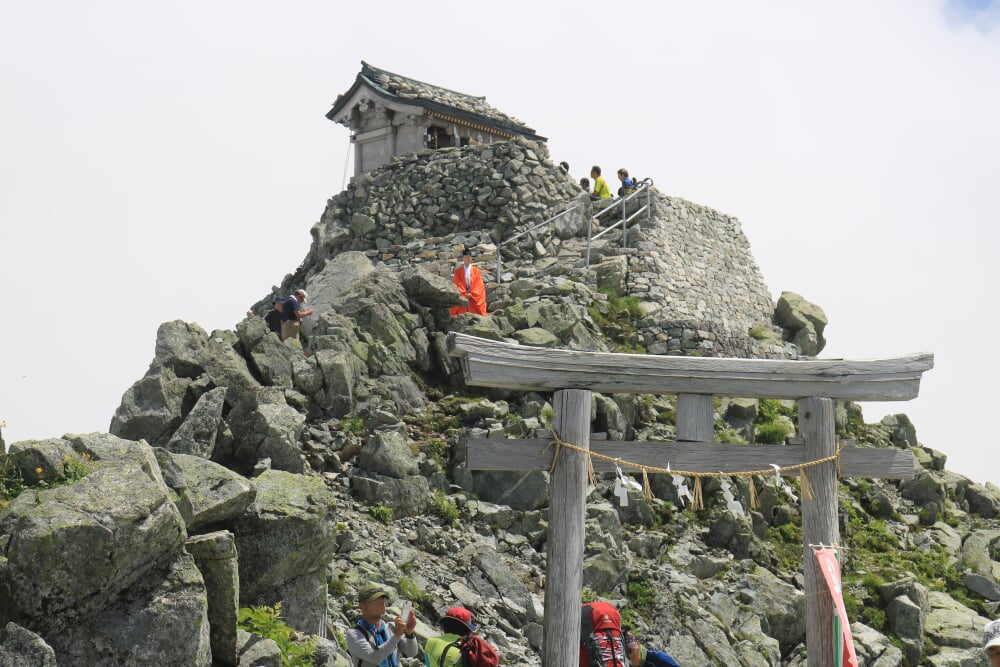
[{"xmin": 35, "ymin": 467, "xmax": 43, "ymax": 474}]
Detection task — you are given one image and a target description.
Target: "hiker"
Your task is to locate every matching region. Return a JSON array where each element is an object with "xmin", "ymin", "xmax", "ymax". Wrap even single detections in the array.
[
  {"xmin": 450, "ymin": 245, "xmax": 487, "ymax": 317},
  {"xmin": 346, "ymin": 583, "xmax": 418, "ymax": 667},
  {"xmin": 424, "ymin": 606, "xmax": 499, "ymax": 667},
  {"xmin": 985, "ymin": 619, "xmax": 1000, "ymax": 665},
  {"xmin": 280, "ymin": 289, "xmax": 314, "ymax": 341},
  {"xmin": 624, "ymin": 630, "xmax": 680, "ymax": 667},
  {"xmin": 579, "ymin": 601, "xmax": 627, "ymax": 667},
  {"xmin": 580, "ymin": 177, "xmax": 590, "ymax": 193},
  {"xmin": 590, "ymin": 166, "xmax": 612, "ymax": 200},
  {"xmin": 617, "ymin": 168, "xmax": 636, "ymax": 197}
]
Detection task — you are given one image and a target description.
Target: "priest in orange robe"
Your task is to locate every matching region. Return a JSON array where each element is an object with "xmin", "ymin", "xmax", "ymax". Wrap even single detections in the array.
[{"xmin": 450, "ymin": 245, "xmax": 488, "ymax": 316}]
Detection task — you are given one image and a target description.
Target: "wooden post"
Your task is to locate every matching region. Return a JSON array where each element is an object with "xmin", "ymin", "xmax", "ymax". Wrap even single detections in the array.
[
  {"xmin": 677, "ymin": 393, "xmax": 713, "ymax": 442},
  {"xmin": 800, "ymin": 397, "xmax": 839, "ymax": 667},
  {"xmin": 543, "ymin": 389, "xmax": 592, "ymax": 667}
]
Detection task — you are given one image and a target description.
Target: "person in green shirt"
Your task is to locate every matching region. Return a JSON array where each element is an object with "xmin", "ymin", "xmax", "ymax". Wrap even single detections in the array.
[
  {"xmin": 424, "ymin": 607, "xmax": 476, "ymax": 667},
  {"xmin": 590, "ymin": 165, "xmax": 612, "ymax": 200}
]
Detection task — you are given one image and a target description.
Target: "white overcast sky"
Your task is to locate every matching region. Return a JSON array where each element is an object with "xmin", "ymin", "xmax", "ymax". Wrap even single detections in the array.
[{"xmin": 2, "ymin": 1, "xmax": 998, "ymax": 486}]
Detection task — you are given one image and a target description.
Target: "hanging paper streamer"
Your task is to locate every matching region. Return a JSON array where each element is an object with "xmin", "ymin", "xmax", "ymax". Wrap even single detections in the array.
[
  {"xmin": 770, "ymin": 463, "xmax": 798, "ymax": 502},
  {"xmin": 613, "ymin": 461, "xmax": 642, "ymax": 507},
  {"xmin": 719, "ymin": 476, "xmax": 745, "ymax": 517},
  {"xmin": 668, "ymin": 464, "xmax": 694, "ymax": 508}
]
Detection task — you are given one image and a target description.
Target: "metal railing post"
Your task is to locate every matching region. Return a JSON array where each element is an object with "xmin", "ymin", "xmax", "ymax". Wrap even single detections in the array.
[{"xmin": 622, "ymin": 195, "xmax": 628, "ymax": 249}]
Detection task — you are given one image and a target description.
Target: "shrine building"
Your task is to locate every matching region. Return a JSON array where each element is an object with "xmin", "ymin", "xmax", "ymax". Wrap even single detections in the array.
[{"xmin": 326, "ymin": 61, "xmax": 545, "ymax": 179}]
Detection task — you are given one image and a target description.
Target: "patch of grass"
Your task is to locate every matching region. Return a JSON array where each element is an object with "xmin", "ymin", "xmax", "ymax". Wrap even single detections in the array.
[
  {"xmin": 755, "ymin": 422, "xmax": 791, "ymax": 444},
  {"xmin": 748, "ymin": 325, "xmax": 768, "ymax": 340},
  {"xmin": 369, "ymin": 503, "xmax": 393, "ymax": 524},
  {"xmin": 341, "ymin": 417, "xmax": 366, "ymax": 436},
  {"xmin": 430, "ymin": 490, "xmax": 459, "ymax": 526},
  {"xmin": 421, "ymin": 438, "xmax": 450, "ymax": 469},
  {"xmin": 238, "ymin": 602, "xmax": 317, "ymax": 667},
  {"xmin": 0, "ymin": 455, "xmax": 25, "ymax": 507}
]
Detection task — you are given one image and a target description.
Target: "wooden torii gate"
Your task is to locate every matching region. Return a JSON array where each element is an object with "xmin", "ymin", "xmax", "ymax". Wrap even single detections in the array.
[{"xmin": 447, "ymin": 332, "xmax": 934, "ymax": 667}]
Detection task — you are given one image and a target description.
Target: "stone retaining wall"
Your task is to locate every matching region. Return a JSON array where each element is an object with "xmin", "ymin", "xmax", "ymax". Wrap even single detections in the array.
[{"xmin": 280, "ymin": 138, "xmax": 792, "ymax": 359}]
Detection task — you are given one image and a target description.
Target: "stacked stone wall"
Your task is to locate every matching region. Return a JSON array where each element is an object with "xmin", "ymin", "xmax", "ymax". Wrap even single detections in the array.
[{"xmin": 281, "ymin": 139, "xmax": 792, "ymax": 359}]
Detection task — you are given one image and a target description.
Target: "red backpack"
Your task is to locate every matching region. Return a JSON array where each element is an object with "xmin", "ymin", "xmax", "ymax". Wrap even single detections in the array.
[
  {"xmin": 579, "ymin": 602, "xmax": 627, "ymax": 667},
  {"xmin": 445, "ymin": 634, "xmax": 501, "ymax": 667}
]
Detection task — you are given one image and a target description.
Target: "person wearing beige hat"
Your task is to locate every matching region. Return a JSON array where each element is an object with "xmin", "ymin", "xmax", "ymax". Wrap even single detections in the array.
[
  {"xmin": 280, "ymin": 289, "xmax": 314, "ymax": 342},
  {"xmin": 985, "ymin": 619, "xmax": 1000, "ymax": 665},
  {"xmin": 346, "ymin": 583, "xmax": 417, "ymax": 667}
]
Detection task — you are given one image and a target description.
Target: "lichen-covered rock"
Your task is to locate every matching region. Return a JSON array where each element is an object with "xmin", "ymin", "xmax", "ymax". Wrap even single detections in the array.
[
  {"xmin": 231, "ymin": 470, "xmax": 337, "ymax": 630},
  {"xmin": 165, "ymin": 386, "xmax": 229, "ymax": 458},
  {"xmin": 109, "ymin": 367, "xmax": 192, "ymax": 445},
  {"xmin": 0, "ymin": 622, "xmax": 57, "ymax": 667},
  {"xmin": 0, "ymin": 464, "xmax": 186, "ymax": 634},
  {"xmin": 774, "ymin": 291, "xmax": 828, "ymax": 356},
  {"xmin": 48, "ymin": 550, "xmax": 211, "ymax": 667},
  {"xmin": 187, "ymin": 531, "xmax": 239, "ymax": 667},
  {"xmin": 155, "ymin": 449, "xmax": 255, "ymax": 531}
]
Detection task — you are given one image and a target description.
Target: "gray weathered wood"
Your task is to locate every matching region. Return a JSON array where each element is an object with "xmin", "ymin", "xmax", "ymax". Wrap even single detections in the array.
[
  {"xmin": 465, "ymin": 438, "xmax": 916, "ymax": 479},
  {"xmin": 677, "ymin": 394, "xmax": 714, "ymax": 442},
  {"xmin": 447, "ymin": 333, "xmax": 934, "ymax": 400},
  {"xmin": 543, "ymin": 389, "xmax": 591, "ymax": 667},
  {"xmin": 800, "ymin": 398, "xmax": 839, "ymax": 667}
]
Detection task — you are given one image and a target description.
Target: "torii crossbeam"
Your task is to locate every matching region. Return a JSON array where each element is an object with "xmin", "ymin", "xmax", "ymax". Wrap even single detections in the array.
[{"xmin": 447, "ymin": 332, "xmax": 934, "ymax": 667}]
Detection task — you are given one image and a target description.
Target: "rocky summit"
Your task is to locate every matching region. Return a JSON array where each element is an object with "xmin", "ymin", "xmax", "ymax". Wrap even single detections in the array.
[{"xmin": 2, "ymin": 138, "xmax": 999, "ymax": 667}]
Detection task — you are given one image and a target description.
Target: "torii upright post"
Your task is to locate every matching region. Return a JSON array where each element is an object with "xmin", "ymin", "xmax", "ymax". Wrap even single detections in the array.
[
  {"xmin": 543, "ymin": 389, "xmax": 591, "ymax": 667},
  {"xmin": 447, "ymin": 333, "xmax": 933, "ymax": 667}
]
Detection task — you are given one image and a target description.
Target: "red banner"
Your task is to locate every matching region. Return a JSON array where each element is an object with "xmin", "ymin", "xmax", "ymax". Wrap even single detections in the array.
[{"xmin": 813, "ymin": 547, "xmax": 859, "ymax": 667}]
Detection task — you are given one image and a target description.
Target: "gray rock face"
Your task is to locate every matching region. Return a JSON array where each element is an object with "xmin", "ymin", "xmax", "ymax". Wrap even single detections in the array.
[
  {"xmin": 231, "ymin": 470, "xmax": 337, "ymax": 631},
  {"xmin": 227, "ymin": 387, "xmax": 307, "ymax": 475},
  {"xmin": 0, "ymin": 465, "xmax": 186, "ymax": 633},
  {"xmin": 0, "ymin": 623, "xmax": 57, "ymax": 667},
  {"xmin": 155, "ymin": 449, "xmax": 255, "ymax": 532},
  {"xmin": 357, "ymin": 429, "xmax": 418, "ymax": 478},
  {"xmin": 774, "ymin": 291, "xmax": 828, "ymax": 356},
  {"xmin": 165, "ymin": 386, "xmax": 228, "ymax": 458},
  {"xmin": 187, "ymin": 531, "xmax": 239, "ymax": 667},
  {"xmin": 49, "ymin": 550, "xmax": 211, "ymax": 667}
]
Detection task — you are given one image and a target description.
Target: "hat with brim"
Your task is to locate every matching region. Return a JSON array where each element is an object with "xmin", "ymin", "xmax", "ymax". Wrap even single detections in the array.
[
  {"xmin": 358, "ymin": 583, "xmax": 390, "ymax": 603},
  {"xmin": 461, "ymin": 245, "xmax": 474, "ymax": 257},
  {"xmin": 439, "ymin": 606, "xmax": 476, "ymax": 634},
  {"xmin": 986, "ymin": 620, "xmax": 1000, "ymax": 653}
]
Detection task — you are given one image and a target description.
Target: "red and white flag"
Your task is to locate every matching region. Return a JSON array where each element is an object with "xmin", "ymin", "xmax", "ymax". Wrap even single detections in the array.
[{"xmin": 814, "ymin": 547, "xmax": 859, "ymax": 667}]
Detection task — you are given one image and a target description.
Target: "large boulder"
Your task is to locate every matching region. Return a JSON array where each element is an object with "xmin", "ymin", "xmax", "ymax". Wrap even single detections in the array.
[
  {"xmin": 154, "ymin": 449, "xmax": 255, "ymax": 532},
  {"xmin": 48, "ymin": 550, "xmax": 211, "ymax": 666},
  {"xmin": 774, "ymin": 292, "xmax": 828, "ymax": 356},
  {"xmin": 164, "ymin": 387, "xmax": 229, "ymax": 458},
  {"xmin": 0, "ymin": 464, "xmax": 186, "ymax": 634},
  {"xmin": 187, "ymin": 531, "xmax": 239, "ymax": 667},
  {"xmin": 400, "ymin": 266, "xmax": 464, "ymax": 309},
  {"xmin": 0, "ymin": 622, "xmax": 57, "ymax": 667},
  {"xmin": 109, "ymin": 368, "xmax": 192, "ymax": 445},
  {"xmin": 227, "ymin": 387, "xmax": 307, "ymax": 475},
  {"xmin": 231, "ymin": 470, "xmax": 338, "ymax": 632},
  {"xmin": 357, "ymin": 429, "xmax": 418, "ymax": 479}
]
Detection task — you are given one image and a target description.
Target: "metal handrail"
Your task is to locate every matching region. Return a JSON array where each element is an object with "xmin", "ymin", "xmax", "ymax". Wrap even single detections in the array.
[
  {"xmin": 586, "ymin": 178, "xmax": 654, "ymax": 267},
  {"xmin": 494, "ymin": 177, "xmax": 655, "ymax": 282}
]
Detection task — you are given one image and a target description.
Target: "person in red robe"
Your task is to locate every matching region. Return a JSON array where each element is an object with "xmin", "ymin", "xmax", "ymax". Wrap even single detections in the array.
[{"xmin": 450, "ymin": 245, "xmax": 488, "ymax": 316}]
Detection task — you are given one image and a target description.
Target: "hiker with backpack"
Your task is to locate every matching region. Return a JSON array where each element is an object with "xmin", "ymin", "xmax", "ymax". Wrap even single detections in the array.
[
  {"xmin": 423, "ymin": 606, "xmax": 500, "ymax": 667},
  {"xmin": 579, "ymin": 601, "xmax": 629, "ymax": 667},
  {"xmin": 617, "ymin": 168, "xmax": 636, "ymax": 197},
  {"xmin": 624, "ymin": 629, "xmax": 681, "ymax": 667},
  {"xmin": 346, "ymin": 583, "xmax": 418, "ymax": 667}
]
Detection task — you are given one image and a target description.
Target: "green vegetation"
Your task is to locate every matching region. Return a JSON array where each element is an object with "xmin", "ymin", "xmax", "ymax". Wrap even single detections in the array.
[
  {"xmin": 1, "ymin": 451, "xmax": 97, "ymax": 510},
  {"xmin": 369, "ymin": 503, "xmax": 393, "ymax": 524},
  {"xmin": 587, "ymin": 288, "xmax": 647, "ymax": 353},
  {"xmin": 238, "ymin": 603, "xmax": 317, "ymax": 667},
  {"xmin": 748, "ymin": 325, "xmax": 768, "ymax": 340},
  {"xmin": 621, "ymin": 577, "xmax": 657, "ymax": 628},
  {"xmin": 755, "ymin": 422, "xmax": 791, "ymax": 444},
  {"xmin": 341, "ymin": 417, "xmax": 366, "ymax": 436},
  {"xmin": 421, "ymin": 438, "xmax": 450, "ymax": 470},
  {"xmin": 430, "ymin": 490, "xmax": 460, "ymax": 526}
]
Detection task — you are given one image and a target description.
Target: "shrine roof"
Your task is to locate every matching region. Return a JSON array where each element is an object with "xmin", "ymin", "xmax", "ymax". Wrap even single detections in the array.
[{"xmin": 327, "ymin": 61, "xmax": 544, "ymax": 141}]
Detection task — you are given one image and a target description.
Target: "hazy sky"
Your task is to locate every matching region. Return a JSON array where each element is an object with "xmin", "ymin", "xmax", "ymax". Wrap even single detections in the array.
[{"xmin": 2, "ymin": 1, "xmax": 998, "ymax": 486}]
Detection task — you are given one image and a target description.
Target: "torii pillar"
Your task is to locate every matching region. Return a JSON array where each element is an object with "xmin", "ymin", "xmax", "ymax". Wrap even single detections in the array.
[{"xmin": 448, "ymin": 333, "xmax": 933, "ymax": 667}]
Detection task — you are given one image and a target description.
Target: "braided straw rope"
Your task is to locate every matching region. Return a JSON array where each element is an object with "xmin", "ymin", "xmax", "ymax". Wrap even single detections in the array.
[{"xmin": 545, "ymin": 428, "xmax": 841, "ymax": 510}]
